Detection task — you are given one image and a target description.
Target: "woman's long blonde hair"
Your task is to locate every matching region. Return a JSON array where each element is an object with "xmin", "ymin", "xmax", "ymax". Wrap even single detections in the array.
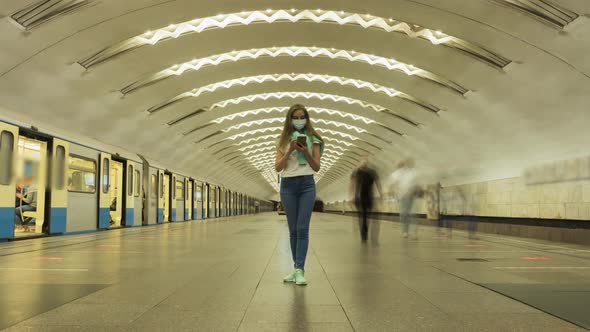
[{"xmin": 277, "ymin": 104, "xmax": 323, "ymax": 149}]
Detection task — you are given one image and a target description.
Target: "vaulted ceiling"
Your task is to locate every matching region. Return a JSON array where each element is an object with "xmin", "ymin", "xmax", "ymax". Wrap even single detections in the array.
[{"xmin": 1, "ymin": 0, "xmax": 589, "ymax": 201}]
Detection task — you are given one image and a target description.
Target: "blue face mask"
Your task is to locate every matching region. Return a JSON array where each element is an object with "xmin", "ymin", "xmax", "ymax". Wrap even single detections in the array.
[{"xmin": 292, "ymin": 119, "xmax": 307, "ymax": 130}]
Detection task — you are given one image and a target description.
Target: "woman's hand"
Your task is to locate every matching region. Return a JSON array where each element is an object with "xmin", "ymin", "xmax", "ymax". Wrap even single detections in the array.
[
  {"xmin": 288, "ymin": 140, "xmax": 300, "ymax": 153},
  {"xmin": 293, "ymin": 140, "xmax": 307, "ymax": 152}
]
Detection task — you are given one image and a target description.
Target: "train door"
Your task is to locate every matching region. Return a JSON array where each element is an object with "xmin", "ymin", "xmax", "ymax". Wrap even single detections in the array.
[
  {"xmin": 218, "ymin": 187, "xmax": 222, "ymax": 217},
  {"xmin": 186, "ymin": 179, "xmax": 193, "ymax": 220},
  {"xmin": 49, "ymin": 138, "xmax": 68, "ymax": 235},
  {"xmin": 133, "ymin": 163, "xmax": 142, "ymax": 226},
  {"xmin": 108, "ymin": 160, "xmax": 124, "ymax": 227},
  {"xmin": 162, "ymin": 173, "xmax": 170, "ymax": 222},
  {"xmin": 228, "ymin": 191, "xmax": 231, "ymax": 217},
  {"xmin": 171, "ymin": 174, "xmax": 179, "ymax": 221},
  {"xmin": 228, "ymin": 191, "xmax": 232, "ymax": 216},
  {"xmin": 0, "ymin": 123, "xmax": 18, "ymax": 239},
  {"xmin": 98, "ymin": 153, "xmax": 111, "ymax": 229},
  {"xmin": 217, "ymin": 187, "xmax": 221, "ymax": 217},
  {"xmin": 8, "ymin": 134, "xmax": 51, "ymax": 238},
  {"xmin": 220, "ymin": 188, "xmax": 224, "ymax": 217},
  {"xmin": 203, "ymin": 183, "xmax": 208, "ymax": 219},
  {"xmin": 124, "ymin": 162, "xmax": 141, "ymax": 227},
  {"xmin": 146, "ymin": 167, "xmax": 157, "ymax": 225},
  {"xmin": 210, "ymin": 185, "xmax": 216, "ymax": 218},
  {"xmin": 195, "ymin": 181, "xmax": 202, "ymax": 220},
  {"xmin": 157, "ymin": 169, "xmax": 164, "ymax": 223}
]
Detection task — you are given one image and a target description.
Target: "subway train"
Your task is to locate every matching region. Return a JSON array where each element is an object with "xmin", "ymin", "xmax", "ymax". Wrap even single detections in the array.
[{"xmin": 0, "ymin": 120, "xmax": 274, "ymax": 241}]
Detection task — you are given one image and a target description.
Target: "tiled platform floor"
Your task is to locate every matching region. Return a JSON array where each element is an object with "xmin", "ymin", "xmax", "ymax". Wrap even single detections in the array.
[{"xmin": 1, "ymin": 213, "xmax": 588, "ymax": 331}]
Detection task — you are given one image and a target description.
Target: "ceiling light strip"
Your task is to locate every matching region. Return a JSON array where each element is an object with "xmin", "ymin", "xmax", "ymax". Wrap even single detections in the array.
[
  {"xmin": 211, "ymin": 106, "xmax": 376, "ymax": 124},
  {"xmin": 78, "ymin": 9, "xmax": 509, "ymax": 69},
  {"xmin": 168, "ymin": 96, "xmax": 420, "ymax": 129},
  {"xmin": 125, "ymin": 50, "xmax": 465, "ymax": 95}
]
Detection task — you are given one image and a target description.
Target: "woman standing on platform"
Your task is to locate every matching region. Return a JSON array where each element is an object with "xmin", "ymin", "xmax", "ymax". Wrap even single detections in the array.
[{"xmin": 275, "ymin": 104, "xmax": 324, "ymax": 286}]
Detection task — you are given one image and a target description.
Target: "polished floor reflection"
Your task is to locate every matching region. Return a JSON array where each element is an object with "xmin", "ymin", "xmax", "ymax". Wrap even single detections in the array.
[{"xmin": 0, "ymin": 213, "xmax": 588, "ymax": 331}]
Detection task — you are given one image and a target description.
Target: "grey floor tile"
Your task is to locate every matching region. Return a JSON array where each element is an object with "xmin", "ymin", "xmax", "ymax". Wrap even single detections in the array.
[
  {"xmin": 454, "ymin": 313, "xmax": 586, "ymax": 331},
  {"xmin": 16, "ymin": 303, "xmax": 151, "ymax": 326},
  {"xmin": 237, "ymin": 322, "xmax": 354, "ymax": 332},
  {"xmin": 130, "ymin": 305, "xmax": 244, "ymax": 331},
  {"xmin": 418, "ymin": 291, "xmax": 541, "ymax": 314},
  {"xmin": 242, "ymin": 305, "xmax": 348, "ymax": 324}
]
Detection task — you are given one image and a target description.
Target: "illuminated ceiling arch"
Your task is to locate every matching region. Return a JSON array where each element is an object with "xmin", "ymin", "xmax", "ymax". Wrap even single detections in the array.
[
  {"xmin": 150, "ymin": 72, "xmax": 444, "ymax": 122},
  {"xmin": 213, "ymin": 137, "xmax": 374, "ymax": 161},
  {"xmin": 78, "ymin": 9, "xmax": 510, "ymax": 69},
  {"xmin": 210, "ymin": 107, "xmax": 378, "ymax": 125},
  {"xmin": 123, "ymin": 48, "xmax": 467, "ymax": 95},
  {"xmin": 181, "ymin": 108, "xmax": 405, "ymax": 137},
  {"xmin": 216, "ymin": 140, "xmax": 369, "ymax": 161},
  {"xmin": 165, "ymin": 92, "xmax": 424, "ymax": 128},
  {"xmin": 202, "ymin": 127, "xmax": 385, "ymax": 151},
  {"xmin": 188, "ymin": 117, "xmax": 400, "ymax": 147}
]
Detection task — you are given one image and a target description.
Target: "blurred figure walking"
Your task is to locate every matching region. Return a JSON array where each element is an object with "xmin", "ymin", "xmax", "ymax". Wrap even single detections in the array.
[
  {"xmin": 350, "ymin": 156, "xmax": 382, "ymax": 243},
  {"xmin": 388, "ymin": 159, "xmax": 421, "ymax": 239}
]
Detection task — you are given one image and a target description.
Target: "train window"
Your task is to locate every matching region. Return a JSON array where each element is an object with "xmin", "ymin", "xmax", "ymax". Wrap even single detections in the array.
[
  {"xmin": 196, "ymin": 185, "xmax": 202, "ymax": 201},
  {"xmin": 127, "ymin": 165, "xmax": 133, "ymax": 196},
  {"xmin": 175, "ymin": 180, "xmax": 184, "ymax": 200},
  {"xmin": 102, "ymin": 158, "xmax": 109, "ymax": 193},
  {"xmin": 134, "ymin": 169, "xmax": 140, "ymax": 197},
  {"xmin": 55, "ymin": 145, "xmax": 66, "ymax": 189},
  {"xmin": 151, "ymin": 174, "xmax": 156, "ymax": 198},
  {"xmin": 159, "ymin": 174, "xmax": 163, "ymax": 198},
  {"xmin": 67, "ymin": 155, "xmax": 96, "ymax": 193},
  {"xmin": 0, "ymin": 131, "xmax": 14, "ymax": 185}
]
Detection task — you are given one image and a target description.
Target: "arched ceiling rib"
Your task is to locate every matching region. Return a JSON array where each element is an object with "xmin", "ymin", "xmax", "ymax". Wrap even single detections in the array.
[
  {"xmin": 147, "ymin": 72, "xmax": 444, "ymax": 118},
  {"xmin": 120, "ymin": 47, "xmax": 467, "ymax": 95},
  {"xmin": 77, "ymin": 8, "xmax": 510, "ymax": 69},
  {"xmin": 160, "ymin": 91, "xmax": 430, "ymax": 129}
]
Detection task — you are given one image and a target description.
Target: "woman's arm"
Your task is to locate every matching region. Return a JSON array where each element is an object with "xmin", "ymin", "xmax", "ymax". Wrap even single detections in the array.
[
  {"xmin": 275, "ymin": 142, "xmax": 295, "ymax": 172},
  {"xmin": 302, "ymin": 144, "xmax": 321, "ymax": 172}
]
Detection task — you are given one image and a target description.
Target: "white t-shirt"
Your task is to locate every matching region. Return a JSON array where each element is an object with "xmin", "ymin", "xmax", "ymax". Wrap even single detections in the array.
[
  {"xmin": 279, "ymin": 143, "xmax": 319, "ymax": 178},
  {"xmin": 388, "ymin": 167, "xmax": 417, "ymax": 199}
]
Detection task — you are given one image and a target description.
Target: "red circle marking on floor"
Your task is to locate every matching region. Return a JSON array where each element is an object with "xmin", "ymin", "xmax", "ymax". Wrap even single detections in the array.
[
  {"xmin": 33, "ymin": 256, "xmax": 64, "ymax": 261},
  {"xmin": 464, "ymin": 244, "xmax": 488, "ymax": 248},
  {"xmin": 521, "ymin": 256, "xmax": 553, "ymax": 261}
]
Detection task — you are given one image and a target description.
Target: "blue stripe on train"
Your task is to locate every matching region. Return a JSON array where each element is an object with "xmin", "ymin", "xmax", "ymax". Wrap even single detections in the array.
[
  {"xmin": 171, "ymin": 209, "xmax": 176, "ymax": 222},
  {"xmin": 193, "ymin": 208, "xmax": 199, "ymax": 220},
  {"xmin": 125, "ymin": 208, "xmax": 134, "ymax": 227},
  {"xmin": 50, "ymin": 208, "xmax": 67, "ymax": 234},
  {"xmin": 98, "ymin": 207, "xmax": 110, "ymax": 229},
  {"xmin": 184, "ymin": 208, "xmax": 189, "ymax": 221},
  {"xmin": 0, "ymin": 207, "xmax": 15, "ymax": 239},
  {"xmin": 157, "ymin": 208, "xmax": 164, "ymax": 223}
]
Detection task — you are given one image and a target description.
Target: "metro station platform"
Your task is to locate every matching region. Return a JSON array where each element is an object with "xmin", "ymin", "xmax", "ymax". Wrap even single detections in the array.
[{"xmin": 1, "ymin": 213, "xmax": 588, "ymax": 331}]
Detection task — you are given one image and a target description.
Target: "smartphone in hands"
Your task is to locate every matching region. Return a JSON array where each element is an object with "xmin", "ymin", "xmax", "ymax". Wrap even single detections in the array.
[{"xmin": 296, "ymin": 135, "xmax": 307, "ymax": 148}]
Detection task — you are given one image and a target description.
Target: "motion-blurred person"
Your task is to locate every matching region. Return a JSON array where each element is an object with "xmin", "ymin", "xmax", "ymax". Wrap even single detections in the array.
[
  {"xmin": 435, "ymin": 183, "xmax": 454, "ymax": 238},
  {"xmin": 388, "ymin": 159, "xmax": 421, "ymax": 239},
  {"xmin": 275, "ymin": 104, "xmax": 324, "ymax": 286},
  {"xmin": 14, "ymin": 177, "xmax": 37, "ymax": 232},
  {"xmin": 349, "ymin": 156, "xmax": 382, "ymax": 243}
]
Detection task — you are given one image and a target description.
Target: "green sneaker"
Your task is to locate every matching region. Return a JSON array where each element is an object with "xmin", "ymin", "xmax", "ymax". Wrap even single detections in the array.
[
  {"xmin": 283, "ymin": 270, "xmax": 296, "ymax": 283},
  {"xmin": 294, "ymin": 269, "xmax": 307, "ymax": 286}
]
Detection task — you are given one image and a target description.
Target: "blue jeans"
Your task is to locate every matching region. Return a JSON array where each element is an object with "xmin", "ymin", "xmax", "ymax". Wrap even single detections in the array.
[
  {"xmin": 15, "ymin": 205, "xmax": 36, "ymax": 225},
  {"xmin": 400, "ymin": 196, "xmax": 415, "ymax": 234},
  {"xmin": 280, "ymin": 175, "xmax": 316, "ymax": 270}
]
